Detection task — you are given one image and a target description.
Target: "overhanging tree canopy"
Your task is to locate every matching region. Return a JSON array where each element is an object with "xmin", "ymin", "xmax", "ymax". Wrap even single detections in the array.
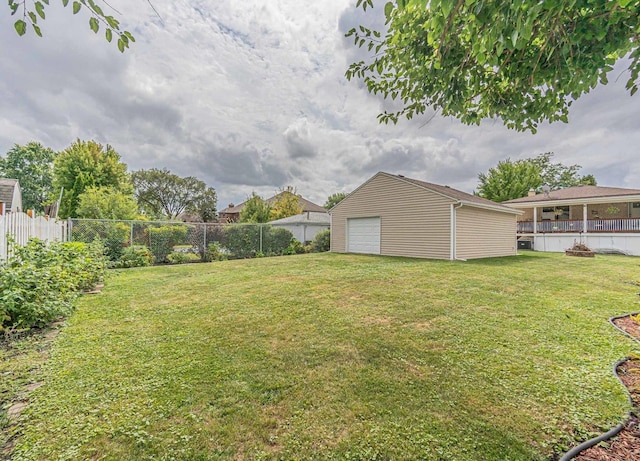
[
  {"xmin": 7, "ymin": 0, "xmax": 138, "ymax": 52},
  {"xmin": 346, "ymin": 0, "xmax": 640, "ymax": 132}
]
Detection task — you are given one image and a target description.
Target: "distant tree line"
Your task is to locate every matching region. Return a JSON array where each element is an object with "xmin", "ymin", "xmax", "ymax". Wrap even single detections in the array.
[{"xmin": 0, "ymin": 140, "xmax": 217, "ymax": 221}]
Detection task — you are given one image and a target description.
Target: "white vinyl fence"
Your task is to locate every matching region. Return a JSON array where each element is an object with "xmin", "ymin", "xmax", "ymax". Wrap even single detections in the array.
[{"xmin": 0, "ymin": 212, "xmax": 67, "ymax": 260}]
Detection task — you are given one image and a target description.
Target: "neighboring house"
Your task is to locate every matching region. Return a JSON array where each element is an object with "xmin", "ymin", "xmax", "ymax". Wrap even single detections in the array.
[
  {"xmin": 330, "ymin": 172, "xmax": 522, "ymax": 260},
  {"xmin": 219, "ymin": 192, "xmax": 327, "ymax": 223},
  {"xmin": 0, "ymin": 178, "xmax": 22, "ymax": 215},
  {"xmin": 503, "ymin": 184, "xmax": 640, "ymax": 255},
  {"xmin": 269, "ymin": 211, "xmax": 330, "ymax": 244}
]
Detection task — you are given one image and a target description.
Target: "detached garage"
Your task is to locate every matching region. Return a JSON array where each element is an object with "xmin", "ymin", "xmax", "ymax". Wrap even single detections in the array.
[{"xmin": 330, "ymin": 172, "xmax": 522, "ymax": 260}]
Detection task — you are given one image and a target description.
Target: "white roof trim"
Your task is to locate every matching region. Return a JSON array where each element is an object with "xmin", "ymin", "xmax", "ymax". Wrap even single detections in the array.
[{"xmin": 459, "ymin": 200, "xmax": 524, "ymax": 215}]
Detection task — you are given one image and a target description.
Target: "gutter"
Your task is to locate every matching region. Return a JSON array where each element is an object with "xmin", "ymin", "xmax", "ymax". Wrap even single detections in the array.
[{"xmin": 459, "ymin": 200, "xmax": 524, "ymax": 215}]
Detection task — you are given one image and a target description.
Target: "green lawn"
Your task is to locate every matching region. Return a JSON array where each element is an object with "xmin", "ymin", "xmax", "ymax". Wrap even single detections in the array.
[{"xmin": 6, "ymin": 251, "xmax": 640, "ymax": 460}]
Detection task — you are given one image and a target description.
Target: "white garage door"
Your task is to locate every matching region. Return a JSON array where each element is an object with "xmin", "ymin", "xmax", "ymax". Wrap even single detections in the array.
[{"xmin": 347, "ymin": 217, "xmax": 381, "ymax": 254}]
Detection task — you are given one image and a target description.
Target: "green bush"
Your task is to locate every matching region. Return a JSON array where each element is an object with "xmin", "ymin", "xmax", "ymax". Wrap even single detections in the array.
[
  {"xmin": 148, "ymin": 225, "xmax": 188, "ymax": 263},
  {"xmin": 72, "ymin": 221, "xmax": 129, "ymax": 261},
  {"xmin": 166, "ymin": 252, "xmax": 201, "ymax": 264},
  {"xmin": 224, "ymin": 225, "xmax": 296, "ymax": 259},
  {"xmin": 284, "ymin": 239, "xmax": 306, "ymax": 255},
  {"xmin": 0, "ymin": 239, "xmax": 106, "ymax": 332},
  {"xmin": 263, "ymin": 227, "xmax": 295, "ymax": 256},
  {"xmin": 310, "ymin": 229, "xmax": 330, "ymax": 252},
  {"xmin": 225, "ymin": 225, "xmax": 260, "ymax": 259},
  {"xmin": 202, "ymin": 242, "xmax": 228, "ymax": 262},
  {"xmin": 111, "ymin": 245, "xmax": 155, "ymax": 268}
]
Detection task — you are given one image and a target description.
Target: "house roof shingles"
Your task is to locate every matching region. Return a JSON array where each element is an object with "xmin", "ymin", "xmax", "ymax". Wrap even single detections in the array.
[
  {"xmin": 392, "ymin": 174, "xmax": 519, "ymax": 214},
  {"xmin": 220, "ymin": 192, "xmax": 326, "ymax": 215},
  {"xmin": 503, "ymin": 185, "xmax": 640, "ymax": 204},
  {"xmin": 269, "ymin": 211, "xmax": 330, "ymax": 225}
]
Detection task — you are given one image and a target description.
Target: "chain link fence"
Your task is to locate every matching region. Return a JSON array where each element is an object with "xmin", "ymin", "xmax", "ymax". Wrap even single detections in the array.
[{"xmin": 68, "ymin": 219, "xmax": 303, "ymax": 265}]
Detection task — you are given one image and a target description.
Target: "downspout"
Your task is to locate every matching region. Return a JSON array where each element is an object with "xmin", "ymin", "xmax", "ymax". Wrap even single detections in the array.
[{"xmin": 451, "ymin": 202, "xmax": 465, "ymax": 261}]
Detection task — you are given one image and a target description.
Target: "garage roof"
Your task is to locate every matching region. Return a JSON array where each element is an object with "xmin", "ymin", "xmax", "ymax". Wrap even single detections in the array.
[{"xmin": 335, "ymin": 172, "xmax": 521, "ymax": 215}]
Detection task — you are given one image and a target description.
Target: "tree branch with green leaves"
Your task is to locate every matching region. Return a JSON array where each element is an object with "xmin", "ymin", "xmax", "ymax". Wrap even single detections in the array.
[
  {"xmin": 346, "ymin": 0, "xmax": 640, "ymax": 133},
  {"xmin": 8, "ymin": 0, "xmax": 141, "ymax": 52}
]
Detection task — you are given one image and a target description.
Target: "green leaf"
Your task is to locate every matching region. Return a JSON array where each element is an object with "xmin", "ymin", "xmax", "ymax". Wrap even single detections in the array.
[
  {"xmin": 117, "ymin": 38, "xmax": 125, "ymax": 53},
  {"xmin": 32, "ymin": 23, "xmax": 42, "ymax": 37},
  {"xmin": 28, "ymin": 11, "xmax": 38, "ymax": 25},
  {"xmin": 89, "ymin": 17, "xmax": 99, "ymax": 34},
  {"xmin": 62, "ymin": 0, "xmax": 69, "ymax": 6},
  {"xmin": 384, "ymin": 2, "xmax": 394, "ymax": 20},
  {"xmin": 73, "ymin": 1, "xmax": 81, "ymax": 14},
  {"xmin": 631, "ymin": 85, "xmax": 638, "ymax": 97},
  {"xmin": 35, "ymin": 1, "xmax": 46, "ymax": 20},
  {"xmin": 105, "ymin": 28, "xmax": 112, "ymax": 43},
  {"xmin": 14, "ymin": 19, "xmax": 26, "ymax": 36}
]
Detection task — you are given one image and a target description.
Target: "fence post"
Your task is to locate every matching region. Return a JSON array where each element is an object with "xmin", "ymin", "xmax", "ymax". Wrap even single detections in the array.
[
  {"xmin": 130, "ymin": 221, "xmax": 134, "ymax": 247},
  {"xmin": 259, "ymin": 224, "xmax": 263, "ymax": 254},
  {"xmin": 203, "ymin": 223, "xmax": 207, "ymax": 253},
  {"xmin": 67, "ymin": 218, "xmax": 73, "ymax": 242}
]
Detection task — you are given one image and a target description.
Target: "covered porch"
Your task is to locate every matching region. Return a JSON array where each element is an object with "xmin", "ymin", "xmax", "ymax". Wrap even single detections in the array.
[
  {"xmin": 504, "ymin": 185, "xmax": 640, "ymax": 255},
  {"xmin": 516, "ymin": 201, "xmax": 640, "ymax": 234}
]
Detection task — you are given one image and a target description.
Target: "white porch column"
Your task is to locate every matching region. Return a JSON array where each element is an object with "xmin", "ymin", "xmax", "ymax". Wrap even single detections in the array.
[
  {"xmin": 583, "ymin": 203, "xmax": 588, "ymax": 233},
  {"xmin": 533, "ymin": 207, "xmax": 537, "ymax": 234}
]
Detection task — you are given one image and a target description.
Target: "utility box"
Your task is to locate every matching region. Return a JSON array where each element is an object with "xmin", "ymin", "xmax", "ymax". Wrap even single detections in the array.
[{"xmin": 518, "ymin": 240, "xmax": 532, "ymax": 250}]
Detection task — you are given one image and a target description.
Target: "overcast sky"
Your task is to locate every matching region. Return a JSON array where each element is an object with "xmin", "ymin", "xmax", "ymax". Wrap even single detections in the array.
[{"xmin": 1, "ymin": 0, "xmax": 639, "ymax": 210}]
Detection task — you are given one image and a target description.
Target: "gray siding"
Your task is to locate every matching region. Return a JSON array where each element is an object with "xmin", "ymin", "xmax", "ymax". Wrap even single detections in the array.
[
  {"xmin": 331, "ymin": 174, "xmax": 453, "ymax": 259},
  {"xmin": 455, "ymin": 206, "xmax": 517, "ymax": 259}
]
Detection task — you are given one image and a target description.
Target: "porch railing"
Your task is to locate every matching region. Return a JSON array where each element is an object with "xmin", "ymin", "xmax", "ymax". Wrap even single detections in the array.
[{"xmin": 517, "ymin": 218, "xmax": 640, "ymax": 233}]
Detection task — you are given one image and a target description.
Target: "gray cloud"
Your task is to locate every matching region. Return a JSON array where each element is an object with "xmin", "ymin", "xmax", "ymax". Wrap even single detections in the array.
[
  {"xmin": 0, "ymin": 0, "xmax": 638, "ymax": 209},
  {"xmin": 283, "ymin": 118, "xmax": 317, "ymax": 159}
]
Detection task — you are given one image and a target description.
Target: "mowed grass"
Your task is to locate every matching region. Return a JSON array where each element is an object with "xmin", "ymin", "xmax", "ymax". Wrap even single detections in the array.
[{"xmin": 9, "ymin": 252, "xmax": 640, "ymax": 460}]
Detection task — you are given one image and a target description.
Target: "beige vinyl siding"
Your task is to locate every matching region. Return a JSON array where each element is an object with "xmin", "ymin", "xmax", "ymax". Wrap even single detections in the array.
[
  {"xmin": 455, "ymin": 206, "xmax": 517, "ymax": 259},
  {"xmin": 331, "ymin": 174, "xmax": 453, "ymax": 259}
]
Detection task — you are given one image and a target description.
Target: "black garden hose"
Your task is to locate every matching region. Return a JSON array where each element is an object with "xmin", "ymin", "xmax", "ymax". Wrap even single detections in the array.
[{"xmin": 558, "ymin": 312, "xmax": 639, "ymax": 461}]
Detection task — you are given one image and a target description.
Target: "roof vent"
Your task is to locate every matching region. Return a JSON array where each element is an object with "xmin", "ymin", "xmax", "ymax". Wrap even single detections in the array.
[
  {"xmin": 398, "ymin": 174, "xmax": 404, "ymax": 178},
  {"xmin": 228, "ymin": 203, "xmax": 235, "ymax": 208},
  {"xmin": 445, "ymin": 185, "xmax": 450, "ymax": 188}
]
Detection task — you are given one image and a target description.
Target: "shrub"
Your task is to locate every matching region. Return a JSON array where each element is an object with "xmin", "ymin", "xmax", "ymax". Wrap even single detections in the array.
[
  {"xmin": 263, "ymin": 227, "xmax": 295, "ymax": 256},
  {"xmin": 148, "ymin": 225, "xmax": 188, "ymax": 263},
  {"xmin": 310, "ymin": 229, "xmax": 330, "ymax": 252},
  {"xmin": 202, "ymin": 242, "xmax": 227, "ymax": 262},
  {"xmin": 225, "ymin": 225, "xmax": 260, "ymax": 259},
  {"xmin": 166, "ymin": 252, "xmax": 201, "ymax": 264},
  {"xmin": 225, "ymin": 225, "xmax": 296, "ymax": 259},
  {"xmin": 284, "ymin": 239, "xmax": 306, "ymax": 255},
  {"xmin": 112, "ymin": 245, "xmax": 155, "ymax": 268},
  {"xmin": 72, "ymin": 220, "xmax": 130, "ymax": 261},
  {"xmin": 0, "ymin": 239, "xmax": 106, "ymax": 332}
]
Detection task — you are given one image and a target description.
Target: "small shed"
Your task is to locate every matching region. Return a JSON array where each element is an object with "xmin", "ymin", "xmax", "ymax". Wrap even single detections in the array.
[
  {"xmin": 269, "ymin": 211, "xmax": 330, "ymax": 244},
  {"xmin": 0, "ymin": 178, "xmax": 22, "ymax": 215},
  {"xmin": 330, "ymin": 172, "xmax": 522, "ymax": 260}
]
